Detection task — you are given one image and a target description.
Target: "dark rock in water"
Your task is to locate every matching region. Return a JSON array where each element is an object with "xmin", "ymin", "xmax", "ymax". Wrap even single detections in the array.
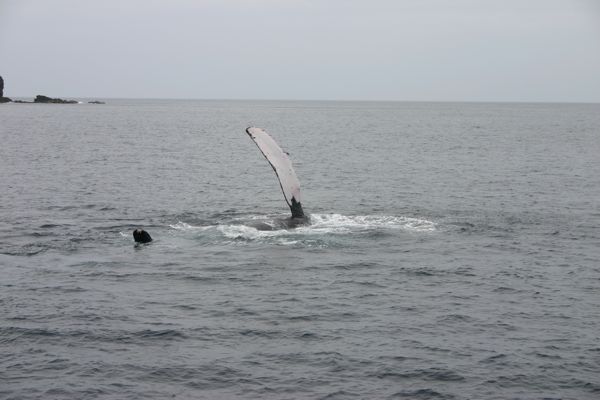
[
  {"xmin": 133, "ymin": 229, "xmax": 152, "ymax": 244},
  {"xmin": 34, "ymin": 95, "xmax": 78, "ymax": 104},
  {"xmin": 88, "ymin": 101, "xmax": 105, "ymax": 104},
  {"xmin": 0, "ymin": 76, "xmax": 11, "ymax": 102}
]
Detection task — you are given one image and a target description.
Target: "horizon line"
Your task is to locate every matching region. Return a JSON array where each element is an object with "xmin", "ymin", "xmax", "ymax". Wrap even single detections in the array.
[{"xmin": 4, "ymin": 95, "xmax": 600, "ymax": 105}]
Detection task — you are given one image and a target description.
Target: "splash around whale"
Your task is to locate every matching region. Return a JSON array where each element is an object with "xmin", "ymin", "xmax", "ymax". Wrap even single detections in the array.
[{"xmin": 130, "ymin": 127, "xmax": 310, "ymax": 243}]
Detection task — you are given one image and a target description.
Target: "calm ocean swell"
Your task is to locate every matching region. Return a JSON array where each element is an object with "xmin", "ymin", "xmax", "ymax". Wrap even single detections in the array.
[{"xmin": 1, "ymin": 100, "xmax": 599, "ymax": 399}]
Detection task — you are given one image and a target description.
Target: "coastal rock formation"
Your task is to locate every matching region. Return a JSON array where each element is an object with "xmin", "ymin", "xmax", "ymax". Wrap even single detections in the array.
[
  {"xmin": 0, "ymin": 75, "xmax": 12, "ymax": 103},
  {"xmin": 0, "ymin": 77, "xmax": 100, "ymax": 104},
  {"xmin": 34, "ymin": 95, "xmax": 78, "ymax": 104}
]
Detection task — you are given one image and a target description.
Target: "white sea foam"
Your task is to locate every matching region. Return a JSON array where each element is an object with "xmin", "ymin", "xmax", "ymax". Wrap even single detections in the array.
[
  {"xmin": 218, "ymin": 224, "xmax": 270, "ymax": 240},
  {"xmin": 169, "ymin": 214, "xmax": 435, "ymax": 243},
  {"xmin": 305, "ymin": 214, "xmax": 436, "ymax": 234},
  {"xmin": 169, "ymin": 221, "xmax": 212, "ymax": 231}
]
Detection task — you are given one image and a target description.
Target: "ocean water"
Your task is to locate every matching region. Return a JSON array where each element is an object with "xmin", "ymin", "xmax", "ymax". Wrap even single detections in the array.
[{"xmin": 1, "ymin": 99, "xmax": 599, "ymax": 400}]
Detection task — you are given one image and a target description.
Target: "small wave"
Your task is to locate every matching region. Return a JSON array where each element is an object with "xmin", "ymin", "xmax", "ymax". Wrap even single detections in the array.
[
  {"xmin": 390, "ymin": 388, "xmax": 453, "ymax": 399},
  {"xmin": 239, "ymin": 329, "xmax": 280, "ymax": 338},
  {"xmin": 376, "ymin": 367, "xmax": 465, "ymax": 382},
  {"xmin": 135, "ymin": 329, "xmax": 186, "ymax": 340},
  {"xmin": 320, "ymin": 390, "xmax": 357, "ymax": 399},
  {"xmin": 437, "ymin": 314, "xmax": 476, "ymax": 323},
  {"xmin": 0, "ymin": 327, "xmax": 59, "ymax": 343},
  {"xmin": 1, "ymin": 243, "xmax": 49, "ymax": 257},
  {"xmin": 39, "ymin": 223, "xmax": 65, "ymax": 229}
]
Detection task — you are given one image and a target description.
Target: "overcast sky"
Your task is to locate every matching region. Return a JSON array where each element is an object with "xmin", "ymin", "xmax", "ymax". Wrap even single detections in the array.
[{"xmin": 1, "ymin": 0, "xmax": 599, "ymax": 102}]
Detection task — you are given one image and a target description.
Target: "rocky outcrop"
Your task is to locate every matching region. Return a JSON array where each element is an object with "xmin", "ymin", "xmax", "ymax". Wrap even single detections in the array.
[
  {"xmin": 0, "ymin": 75, "xmax": 11, "ymax": 102},
  {"xmin": 88, "ymin": 100, "xmax": 105, "ymax": 104},
  {"xmin": 34, "ymin": 95, "xmax": 78, "ymax": 104},
  {"xmin": 0, "ymin": 77, "xmax": 103, "ymax": 104}
]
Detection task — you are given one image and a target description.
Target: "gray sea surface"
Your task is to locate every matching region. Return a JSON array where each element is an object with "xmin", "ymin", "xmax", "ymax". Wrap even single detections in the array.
[{"xmin": 1, "ymin": 99, "xmax": 599, "ymax": 399}]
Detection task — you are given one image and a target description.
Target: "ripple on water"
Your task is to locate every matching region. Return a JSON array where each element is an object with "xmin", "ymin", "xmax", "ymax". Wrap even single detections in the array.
[
  {"xmin": 2, "ymin": 100, "xmax": 599, "ymax": 400},
  {"xmin": 390, "ymin": 388, "xmax": 455, "ymax": 399}
]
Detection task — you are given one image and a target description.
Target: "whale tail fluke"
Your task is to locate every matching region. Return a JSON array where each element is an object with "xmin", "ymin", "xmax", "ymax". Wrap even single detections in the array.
[{"xmin": 245, "ymin": 127, "xmax": 307, "ymax": 220}]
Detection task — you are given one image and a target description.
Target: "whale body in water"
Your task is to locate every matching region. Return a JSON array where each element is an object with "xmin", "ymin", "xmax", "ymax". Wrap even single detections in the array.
[{"xmin": 246, "ymin": 127, "xmax": 309, "ymax": 224}]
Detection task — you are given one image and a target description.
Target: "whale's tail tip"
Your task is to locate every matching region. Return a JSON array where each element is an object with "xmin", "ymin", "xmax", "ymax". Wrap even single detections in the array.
[{"xmin": 246, "ymin": 126, "xmax": 260, "ymax": 139}]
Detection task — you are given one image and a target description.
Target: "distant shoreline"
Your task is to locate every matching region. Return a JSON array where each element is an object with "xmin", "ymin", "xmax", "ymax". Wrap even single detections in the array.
[{"xmin": 0, "ymin": 95, "xmax": 105, "ymax": 104}]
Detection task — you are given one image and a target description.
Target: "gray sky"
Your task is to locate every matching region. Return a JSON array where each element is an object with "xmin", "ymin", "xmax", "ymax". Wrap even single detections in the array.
[{"xmin": 1, "ymin": 0, "xmax": 599, "ymax": 102}]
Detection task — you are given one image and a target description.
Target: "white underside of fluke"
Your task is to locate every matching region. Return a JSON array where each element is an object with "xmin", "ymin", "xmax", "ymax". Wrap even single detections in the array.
[{"xmin": 246, "ymin": 127, "xmax": 302, "ymax": 207}]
